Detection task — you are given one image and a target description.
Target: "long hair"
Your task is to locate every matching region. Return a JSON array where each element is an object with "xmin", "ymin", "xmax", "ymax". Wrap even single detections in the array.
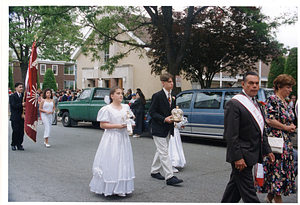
[
  {"xmin": 43, "ymin": 88, "xmax": 53, "ymax": 99},
  {"xmin": 109, "ymin": 86, "xmax": 122, "ymax": 103},
  {"xmin": 137, "ymin": 91, "xmax": 146, "ymax": 105}
]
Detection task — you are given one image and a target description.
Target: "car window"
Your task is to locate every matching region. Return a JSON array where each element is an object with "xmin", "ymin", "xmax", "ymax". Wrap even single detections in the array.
[
  {"xmin": 176, "ymin": 92, "xmax": 193, "ymax": 109},
  {"xmin": 264, "ymin": 89, "xmax": 274, "ymax": 99},
  {"xmin": 224, "ymin": 91, "xmax": 239, "ymax": 108},
  {"xmin": 78, "ymin": 89, "xmax": 91, "ymax": 100},
  {"xmin": 194, "ymin": 92, "xmax": 222, "ymax": 109},
  {"xmin": 93, "ymin": 89, "xmax": 109, "ymax": 100}
]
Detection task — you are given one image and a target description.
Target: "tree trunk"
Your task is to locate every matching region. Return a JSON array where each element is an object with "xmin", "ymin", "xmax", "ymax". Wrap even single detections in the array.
[
  {"xmin": 20, "ymin": 62, "xmax": 28, "ymax": 92},
  {"xmin": 168, "ymin": 62, "xmax": 182, "ymax": 95}
]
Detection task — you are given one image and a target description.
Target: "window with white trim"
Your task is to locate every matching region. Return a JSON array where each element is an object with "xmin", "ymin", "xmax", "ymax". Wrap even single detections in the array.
[
  {"xmin": 40, "ymin": 64, "xmax": 46, "ymax": 75},
  {"xmin": 64, "ymin": 81, "xmax": 75, "ymax": 89},
  {"xmin": 64, "ymin": 66, "xmax": 75, "ymax": 75},
  {"xmin": 52, "ymin": 65, "xmax": 58, "ymax": 75}
]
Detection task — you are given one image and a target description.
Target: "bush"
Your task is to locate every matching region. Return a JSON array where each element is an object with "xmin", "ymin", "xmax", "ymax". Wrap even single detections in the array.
[
  {"xmin": 42, "ymin": 69, "xmax": 57, "ymax": 91},
  {"xmin": 284, "ymin": 47, "xmax": 297, "ymax": 97}
]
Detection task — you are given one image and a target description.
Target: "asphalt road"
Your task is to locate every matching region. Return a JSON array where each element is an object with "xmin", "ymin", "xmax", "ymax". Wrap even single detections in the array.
[{"xmin": 7, "ymin": 121, "xmax": 298, "ymax": 203}]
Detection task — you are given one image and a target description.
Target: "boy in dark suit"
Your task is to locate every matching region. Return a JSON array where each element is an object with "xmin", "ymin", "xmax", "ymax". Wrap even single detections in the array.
[
  {"xmin": 10, "ymin": 83, "xmax": 26, "ymax": 151},
  {"xmin": 221, "ymin": 71, "xmax": 275, "ymax": 202},
  {"xmin": 149, "ymin": 73, "xmax": 183, "ymax": 186}
]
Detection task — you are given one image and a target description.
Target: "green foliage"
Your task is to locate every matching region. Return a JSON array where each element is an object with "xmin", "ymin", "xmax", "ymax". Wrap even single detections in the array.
[
  {"xmin": 9, "ymin": 6, "xmax": 83, "ymax": 85},
  {"xmin": 267, "ymin": 56, "xmax": 286, "ymax": 88},
  {"xmin": 78, "ymin": 6, "xmax": 148, "ymax": 74},
  {"xmin": 284, "ymin": 47, "xmax": 297, "ymax": 96},
  {"xmin": 42, "ymin": 69, "xmax": 57, "ymax": 91},
  {"xmin": 9, "ymin": 66, "xmax": 14, "ymax": 92},
  {"xmin": 149, "ymin": 6, "xmax": 283, "ymax": 88}
]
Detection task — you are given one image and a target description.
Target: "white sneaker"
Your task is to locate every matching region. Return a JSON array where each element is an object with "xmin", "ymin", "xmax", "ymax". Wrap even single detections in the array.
[
  {"xmin": 133, "ymin": 134, "xmax": 140, "ymax": 138},
  {"xmin": 172, "ymin": 167, "xmax": 179, "ymax": 173}
]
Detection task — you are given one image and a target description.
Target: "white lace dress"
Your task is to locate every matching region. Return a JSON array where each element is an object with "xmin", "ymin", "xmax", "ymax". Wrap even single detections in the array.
[
  {"xmin": 168, "ymin": 122, "xmax": 186, "ymax": 168},
  {"xmin": 89, "ymin": 104, "xmax": 135, "ymax": 196},
  {"xmin": 41, "ymin": 101, "xmax": 53, "ymax": 138}
]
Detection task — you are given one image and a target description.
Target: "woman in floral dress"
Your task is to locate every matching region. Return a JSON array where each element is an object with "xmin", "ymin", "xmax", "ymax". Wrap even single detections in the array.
[{"xmin": 262, "ymin": 74, "xmax": 297, "ymax": 203}]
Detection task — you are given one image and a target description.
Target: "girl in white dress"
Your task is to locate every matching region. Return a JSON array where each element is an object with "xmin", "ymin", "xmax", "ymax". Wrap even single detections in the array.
[
  {"xmin": 39, "ymin": 88, "xmax": 55, "ymax": 148},
  {"xmin": 90, "ymin": 86, "xmax": 135, "ymax": 197}
]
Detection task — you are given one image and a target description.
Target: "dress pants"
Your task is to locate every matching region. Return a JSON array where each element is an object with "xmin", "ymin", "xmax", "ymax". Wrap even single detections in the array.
[
  {"xmin": 221, "ymin": 164, "xmax": 260, "ymax": 203},
  {"xmin": 11, "ymin": 119, "xmax": 24, "ymax": 147},
  {"xmin": 151, "ymin": 134, "xmax": 173, "ymax": 180}
]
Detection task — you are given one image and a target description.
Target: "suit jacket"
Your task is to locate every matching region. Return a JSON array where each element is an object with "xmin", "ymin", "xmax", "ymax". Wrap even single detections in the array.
[
  {"xmin": 61, "ymin": 94, "xmax": 68, "ymax": 102},
  {"xmin": 224, "ymin": 92, "xmax": 272, "ymax": 167},
  {"xmin": 149, "ymin": 89, "xmax": 176, "ymax": 137},
  {"xmin": 10, "ymin": 92, "xmax": 24, "ymax": 121}
]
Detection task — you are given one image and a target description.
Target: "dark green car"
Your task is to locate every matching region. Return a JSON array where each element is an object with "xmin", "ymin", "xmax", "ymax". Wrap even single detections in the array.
[{"xmin": 58, "ymin": 87, "xmax": 110, "ymax": 127}]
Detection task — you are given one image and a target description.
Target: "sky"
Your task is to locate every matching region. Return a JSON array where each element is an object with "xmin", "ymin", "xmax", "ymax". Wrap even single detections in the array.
[{"xmin": 261, "ymin": 6, "xmax": 298, "ymax": 48}]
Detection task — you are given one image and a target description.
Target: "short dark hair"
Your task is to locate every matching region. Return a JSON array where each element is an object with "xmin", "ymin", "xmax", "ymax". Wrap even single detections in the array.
[
  {"xmin": 160, "ymin": 73, "xmax": 173, "ymax": 82},
  {"xmin": 242, "ymin": 71, "xmax": 259, "ymax": 82},
  {"xmin": 14, "ymin": 82, "xmax": 23, "ymax": 88},
  {"xmin": 43, "ymin": 88, "xmax": 53, "ymax": 99}
]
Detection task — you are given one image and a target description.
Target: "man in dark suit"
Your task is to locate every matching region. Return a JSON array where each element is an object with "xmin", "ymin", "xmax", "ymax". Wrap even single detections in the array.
[
  {"xmin": 10, "ymin": 83, "xmax": 26, "ymax": 151},
  {"xmin": 221, "ymin": 71, "xmax": 275, "ymax": 202},
  {"xmin": 149, "ymin": 73, "xmax": 183, "ymax": 186},
  {"xmin": 61, "ymin": 91, "xmax": 68, "ymax": 102}
]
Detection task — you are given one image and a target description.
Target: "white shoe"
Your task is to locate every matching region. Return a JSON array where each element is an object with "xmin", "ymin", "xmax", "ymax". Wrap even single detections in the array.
[
  {"xmin": 172, "ymin": 167, "xmax": 179, "ymax": 173},
  {"xmin": 133, "ymin": 134, "xmax": 140, "ymax": 138},
  {"xmin": 44, "ymin": 142, "xmax": 51, "ymax": 148},
  {"xmin": 117, "ymin": 193, "xmax": 126, "ymax": 197}
]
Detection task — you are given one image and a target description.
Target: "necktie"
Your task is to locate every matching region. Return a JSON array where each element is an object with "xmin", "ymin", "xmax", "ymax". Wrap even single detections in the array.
[{"xmin": 168, "ymin": 93, "xmax": 171, "ymax": 107}]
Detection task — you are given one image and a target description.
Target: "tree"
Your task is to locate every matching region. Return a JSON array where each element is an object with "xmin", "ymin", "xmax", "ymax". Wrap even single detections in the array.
[
  {"xmin": 9, "ymin": 6, "xmax": 83, "ymax": 88},
  {"xmin": 42, "ymin": 69, "xmax": 57, "ymax": 91},
  {"xmin": 9, "ymin": 66, "xmax": 14, "ymax": 92},
  {"xmin": 267, "ymin": 56, "xmax": 286, "ymax": 88},
  {"xmin": 78, "ymin": 6, "xmax": 208, "ymax": 94},
  {"xmin": 78, "ymin": 6, "xmax": 295, "ymax": 92},
  {"xmin": 149, "ymin": 7, "xmax": 284, "ymax": 88},
  {"xmin": 284, "ymin": 47, "xmax": 297, "ymax": 96},
  {"xmin": 9, "ymin": 50, "xmax": 15, "ymax": 92}
]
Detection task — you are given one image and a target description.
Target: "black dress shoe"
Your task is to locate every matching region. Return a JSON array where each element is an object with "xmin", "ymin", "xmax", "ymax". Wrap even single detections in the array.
[
  {"xmin": 166, "ymin": 176, "xmax": 183, "ymax": 185},
  {"xmin": 11, "ymin": 145, "xmax": 16, "ymax": 151},
  {"xmin": 17, "ymin": 145, "xmax": 25, "ymax": 151},
  {"xmin": 151, "ymin": 172, "xmax": 165, "ymax": 180}
]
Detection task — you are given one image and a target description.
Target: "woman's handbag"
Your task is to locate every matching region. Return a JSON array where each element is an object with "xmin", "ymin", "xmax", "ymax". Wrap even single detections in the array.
[{"xmin": 268, "ymin": 137, "xmax": 283, "ymax": 153}]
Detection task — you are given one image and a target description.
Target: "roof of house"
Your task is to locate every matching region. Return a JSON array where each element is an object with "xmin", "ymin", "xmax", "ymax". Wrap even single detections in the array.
[{"xmin": 71, "ymin": 23, "xmax": 150, "ymax": 60}]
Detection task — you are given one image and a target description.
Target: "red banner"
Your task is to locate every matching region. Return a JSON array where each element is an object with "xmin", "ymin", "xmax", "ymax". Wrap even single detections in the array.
[{"xmin": 24, "ymin": 41, "xmax": 38, "ymax": 142}]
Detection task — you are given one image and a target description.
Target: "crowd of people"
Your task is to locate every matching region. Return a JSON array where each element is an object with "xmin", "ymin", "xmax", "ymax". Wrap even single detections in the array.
[{"xmin": 9, "ymin": 71, "xmax": 297, "ymax": 202}]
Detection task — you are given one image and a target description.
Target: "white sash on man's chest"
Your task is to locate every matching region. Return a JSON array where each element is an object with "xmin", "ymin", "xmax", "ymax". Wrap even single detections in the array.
[{"xmin": 232, "ymin": 94, "xmax": 264, "ymax": 135}]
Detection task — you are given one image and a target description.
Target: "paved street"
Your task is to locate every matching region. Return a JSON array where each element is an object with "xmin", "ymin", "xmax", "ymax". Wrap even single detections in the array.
[{"xmin": 8, "ymin": 121, "xmax": 297, "ymax": 203}]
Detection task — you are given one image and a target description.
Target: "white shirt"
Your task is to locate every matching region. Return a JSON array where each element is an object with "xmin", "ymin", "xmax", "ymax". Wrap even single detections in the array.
[
  {"xmin": 163, "ymin": 87, "xmax": 172, "ymax": 100},
  {"xmin": 242, "ymin": 89, "xmax": 261, "ymax": 113}
]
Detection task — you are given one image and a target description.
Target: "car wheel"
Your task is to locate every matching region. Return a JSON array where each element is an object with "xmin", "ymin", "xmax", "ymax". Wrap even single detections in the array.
[{"xmin": 62, "ymin": 112, "xmax": 72, "ymax": 127}]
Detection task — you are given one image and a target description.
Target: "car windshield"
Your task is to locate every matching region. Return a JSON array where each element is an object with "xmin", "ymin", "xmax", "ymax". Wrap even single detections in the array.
[{"xmin": 78, "ymin": 89, "xmax": 91, "ymax": 100}]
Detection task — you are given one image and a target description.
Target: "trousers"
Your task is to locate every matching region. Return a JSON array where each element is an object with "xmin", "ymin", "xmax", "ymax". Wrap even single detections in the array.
[
  {"xmin": 11, "ymin": 119, "xmax": 24, "ymax": 146},
  {"xmin": 151, "ymin": 134, "xmax": 173, "ymax": 180},
  {"xmin": 221, "ymin": 164, "xmax": 260, "ymax": 203}
]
